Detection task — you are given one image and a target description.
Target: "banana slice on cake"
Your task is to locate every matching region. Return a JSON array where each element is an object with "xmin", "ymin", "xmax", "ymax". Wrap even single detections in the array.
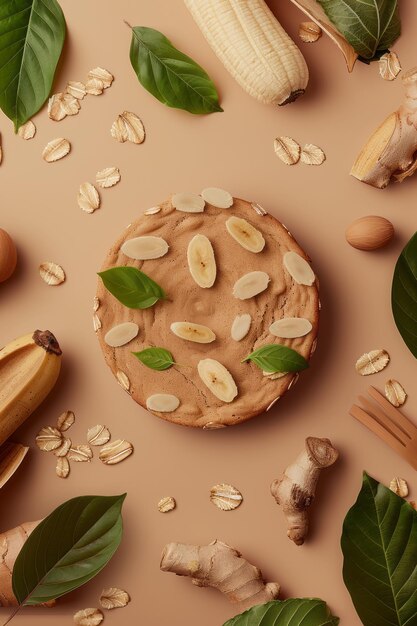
[
  {"xmin": 226, "ymin": 216, "xmax": 265, "ymax": 253},
  {"xmin": 171, "ymin": 322, "xmax": 216, "ymax": 343},
  {"xmin": 187, "ymin": 234, "xmax": 217, "ymax": 288},
  {"xmin": 198, "ymin": 359, "xmax": 238, "ymax": 403}
]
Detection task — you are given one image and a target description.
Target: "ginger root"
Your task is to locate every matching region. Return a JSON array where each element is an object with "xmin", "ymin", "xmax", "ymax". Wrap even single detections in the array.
[
  {"xmin": 160, "ymin": 539, "xmax": 280, "ymax": 610},
  {"xmin": 351, "ymin": 67, "xmax": 417, "ymax": 188},
  {"xmin": 0, "ymin": 521, "xmax": 40, "ymax": 606},
  {"xmin": 270, "ymin": 437, "xmax": 338, "ymax": 546}
]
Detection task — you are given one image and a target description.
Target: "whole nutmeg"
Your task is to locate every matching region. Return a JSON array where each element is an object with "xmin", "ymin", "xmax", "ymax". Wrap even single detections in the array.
[
  {"xmin": 0, "ymin": 228, "xmax": 17, "ymax": 282},
  {"xmin": 345, "ymin": 216, "xmax": 394, "ymax": 251}
]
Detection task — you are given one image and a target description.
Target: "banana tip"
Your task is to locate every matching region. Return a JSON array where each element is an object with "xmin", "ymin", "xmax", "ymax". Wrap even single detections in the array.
[{"xmin": 33, "ymin": 330, "xmax": 62, "ymax": 356}]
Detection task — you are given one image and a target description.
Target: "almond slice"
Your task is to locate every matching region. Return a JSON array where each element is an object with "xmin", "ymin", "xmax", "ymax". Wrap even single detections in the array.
[
  {"xmin": 172, "ymin": 192, "xmax": 205, "ymax": 213},
  {"xmin": 78, "ymin": 182, "xmax": 100, "ymax": 213},
  {"xmin": 100, "ymin": 588, "xmax": 130, "ymax": 610},
  {"xmin": 300, "ymin": 143, "xmax": 326, "ymax": 166},
  {"xmin": 385, "ymin": 379, "xmax": 407, "ymax": 407},
  {"xmin": 116, "ymin": 370, "xmax": 130, "ymax": 392},
  {"xmin": 66, "ymin": 81, "xmax": 86, "ymax": 99},
  {"xmin": 355, "ymin": 350, "xmax": 390, "ymax": 376},
  {"xmin": 274, "ymin": 136, "xmax": 301, "ymax": 165},
  {"xmin": 210, "ymin": 483, "xmax": 243, "ymax": 511},
  {"xmin": 269, "ymin": 317, "xmax": 312, "ymax": 338},
  {"xmin": 146, "ymin": 394, "xmax": 180, "ymax": 413},
  {"xmin": 121, "ymin": 236, "xmax": 168, "ymax": 260},
  {"xmin": 39, "ymin": 262, "xmax": 65, "ymax": 286},
  {"xmin": 231, "ymin": 314, "xmax": 252, "ymax": 341},
  {"xmin": 88, "ymin": 67, "xmax": 114, "ymax": 88},
  {"xmin": 233, "ymin": 271, "xmax": 270, "ymax": 300},
  {"xmin": 36, "ymin": 427, "xmax": 62, "ymax": 452},
  {"xmin": 96, "ymin": 167, "xmax": 121, "ymax": 188},
  {"xmin": 283, "ymin": 251, "xmax": 315, "ymax": 286},
  {"xmin": 18, "ymin": 120, "xmax": 36, "ymax": 140},
  {"xmin": 87, "ymin": 425, "xmax": 111, "ymax": 446},
  {"xmin": 144, "ymin": 206, "xmax": 161, "ymax": 215},
  {"xmin": 99, "ymin": 440, "xmax": 133, "ymax": 465},
  {"xmin": 93, "ymin": 314, "xmax": 102, "ymax": 332},
  {"xmin": 42, "ymin": 138, "xmax": 70, "ymax": 162},
  {"xmin": 104, "ymin": 322, "xmax": 139, "ymax": 347},
  {"xmin": 201, "ymin": 187, "xmax": 233, "ymax": 208}
]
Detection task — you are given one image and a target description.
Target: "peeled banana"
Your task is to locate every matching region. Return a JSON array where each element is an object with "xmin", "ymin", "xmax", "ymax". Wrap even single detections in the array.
[
  {"xmin": 184, "ymin": 0, "xmax": 309, "ymax": 106},
  {"xmin": 226, "ymin": 216, "xmax": 265, "ymax": 253},
  {"xmin": 171, "ymin": 322, "xmax": 216, "ymax": 344},
  {"xmin": 187, "ymin": 234, "xmax": 217, "ymax": 288},
  {"xmin": 198, "ymin": 359, "xmax": 238, "ymax": 403},
  {"xmin": 0, "ymin": 330, "xmax": 62, "ymax": 447}
]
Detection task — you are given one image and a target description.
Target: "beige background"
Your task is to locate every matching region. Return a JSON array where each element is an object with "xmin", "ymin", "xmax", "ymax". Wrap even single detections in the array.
[{"xmin": 1, "ymin": 1, "xmax": 417, "ymax": 624}]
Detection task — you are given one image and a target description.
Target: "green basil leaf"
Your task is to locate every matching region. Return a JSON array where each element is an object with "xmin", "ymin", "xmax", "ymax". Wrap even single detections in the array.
[
  {"xmin": 12, "ymin": 494, "xmax": 126, "ymax": 605},
  {"xmin": 0, "ymin": 0, "xmax": 66, "ymax": 130},
  {"xmin": 128, "ymin": 25, "xmax": 223, "ymax": 114},
  {"xmin": 242, "ymin": 344, "xmax": 308, "ymax": 373},
  {"xmin": 341, "ymin": 472, "xmax": 417, "ymax": 626},
  {"xmin": 132, "ymin": 347, "xmax": 175, "ymax": 371},
  {"xmin": 223, "ymin": 599, "xmax": 339, "ymax": 626},
  {"xmin": 392, "ymin": 232, "xmax": 417, "ymax": 358},
  {"xmin": 98, "ymin": 267, "xmax": 166, "ymax": 309},
  {"xmin": 316, "ymin": 0, "xmax": 400, "ymax": 60}
]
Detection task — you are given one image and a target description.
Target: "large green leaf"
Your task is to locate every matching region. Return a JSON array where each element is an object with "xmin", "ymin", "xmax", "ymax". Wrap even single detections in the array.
[
  {"xmin": 98, "ymin": 266, "xmax": 166, "ymax": 309},
  {"xmin": 242, "ymin": 344, "xmax": 309, "ymax": 373},
  {"xmin": 392, "ymin": 232, "xmax": 417, "ymax": 359},
  {"xmin": 223, "ymin": 599, "xmax": 339, "ymax": 626},
  {"xmin": 0, "ymin": 0, "xmax": 66, "ymax": 130},
  {"xmin": 128, "ymin": 25, "xmax": 222, "ymax": 114},
  {"xmin": 12, "ymin": 494, "xmax": 126, "ymax": 605},
  {"xmin": 316, "ymin": 0, "xmax": 400, "ymax": 60},
  {"xmin": 341, "ymin": 473, "xmax": 417, "ymax": 626}
]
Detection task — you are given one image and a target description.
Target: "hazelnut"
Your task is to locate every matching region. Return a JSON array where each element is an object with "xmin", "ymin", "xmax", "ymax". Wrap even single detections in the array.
[{"xmin": 0, "ymin": 228, "xmax": 17, "ymax": 282}]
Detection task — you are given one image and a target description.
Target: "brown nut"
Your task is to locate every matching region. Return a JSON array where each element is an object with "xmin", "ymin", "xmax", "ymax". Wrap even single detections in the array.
[
  {"xmin": 0, "ymin": 228, "xmax": 17, "ymax": 282},
  {"xmin": 345, "ymin": 216, "xmax": 394, "ymax": 251}
]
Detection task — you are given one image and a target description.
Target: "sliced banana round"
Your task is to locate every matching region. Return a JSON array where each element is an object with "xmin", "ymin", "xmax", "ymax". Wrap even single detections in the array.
[
  {"xmin": 231, "ymin": 314, "xmax": 252, "ymax": 341},
  {"xmin": 121, "ymin": 236, "xmax": 168, "ymax": 260},
  {"xmin": 201, "ymin": 187, "xmax": 233, "ymax": 209},
  {"xmin": 284, "ymin": 251, "xmax": 315, "ymax": 286},
  {"xmin": 198, "ymin": 359, "xmax": 238, "ymax": 403},
  {"xmin": 171, "ymin": 322, "xmax": 216, "ymax": 343},
  {"xmin": 172, "ymin": 192, "xmax": 205, "ymax": 213},
  {"xmin": 104, "ymin": 322, "xmax": 139, "ymax": 347},
  {"xmin": 146, "ymin": 394, "xmax": 180, "ymax": 413},
  {"xmin": 269, "ymin": 317, "xmax": 312, "ymax": 339},
  {"xmin": 187, "ymin": 234, "xmax": 217, "ymax": 288},
  {"xmin": 233, "ymin": 271, "xmax": 270, "ymax": 300},
  {"xmin": 226, "ymin": 216, "xmax": 265, "ymax": 253}
]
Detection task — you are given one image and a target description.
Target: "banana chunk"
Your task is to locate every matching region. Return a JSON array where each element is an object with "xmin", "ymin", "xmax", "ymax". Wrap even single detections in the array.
[
  {"xmin": 226, "ymin": 216, "xmax": 265, "ymax": 253},
  {"xmin": 198, "ymin": 359, "xmax": 238, "ymax": 403},
  {"xmin": 171, "ymin": 322, "xmax": 216, "ymax": 343},
  {"xmin": 187, "ymin": 234, "xmax": 217, "ymax": 288},
  {"xmin": 121, "ymin": 236, "xmax": 168, "ymax": 260},
  {"xmin": 233, "ymin": 271, "xmax": 270, "ymax": 300}
]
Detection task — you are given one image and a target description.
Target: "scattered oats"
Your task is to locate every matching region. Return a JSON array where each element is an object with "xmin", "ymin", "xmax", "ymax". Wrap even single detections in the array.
[
  {"xmin": 355, "ymin": 349, "xmax": 390, "ymax": 376},
  {"xmin": 56, "ymin": 456, "xmax": 70, "ymax": 479},
  {"xmin": 300, "ymin": 143, "xmax": 326, "ymax": 166},
  {"xmin": 0, "ymin": 537, "xmax": 7, "ymax": 561},
  {"xmin": 73, "ymin": 608, "xmax": 104, "ymax": 626},
  {"xmin": 111, "ymin": 111, "xmax": 145, "ymax": 144},
  {"xmin": 390, "ymin": 477, "xmax": 409, "ymax": 498},
  {"xmin": 158, "ymin": 496, "xmax": 176, "ymax": 513},
  {"xmin": 385, "ymin": 379, "xmax": 407, "ymax": 407},
  {"xmin": 144, "ymin": 206, "xmax": 161, "ymax": 215},
  {"xmin": 100, "ymin": 588, "xmax": 130, "ymax": 610},
  {"xmin": 39, "ymin": 261, "xmax": 66, "ymax": 286},
  {"xmin": 88, "ymin": 67, "xmax": 114, "ymax": 88},
  {"xmin": 61, "ymin": 93, "xmax": 81, "ymax": 116},
  {"xmin": 251, "ymin": 202, "xmax": 268, "ymax": 216},
  {"xmin": 87, "ymin": 425, "xmax": 111, "ymax": 447},
  {"xmin": 99, "ymin": 439, "xmax": 133, "ymax": 465},
  {"xmin": 78, "ymin": 182, "xmax": 100, "ymax": 213},
  {"xmin": 203, "ymin": 422, "xmax": 227, "ymax": 430},
  {"xmin": 93, "ymin": 296, "xmax": 100, "ymax": 312},
  {"xmin": 36, "ymin": 426, "xmax": 63, "ymax": 452},
  {"xmin": 48, "ymin": 94, "xmax": 67, "ymax": 121},
  {"xmin": 42, "ymin": 137, "xmax": 71, "ymax": 162},
  {"xmin": 379, "ymin": 51, "xmax": 401, "ymax": 81},
  {"xmin": 68, "ymin": 445, "xmax": 93, "ymax": 462},
  {"xmin": 54, "ymin": 437, "xmax": 72, "ymax": 457},
  {"xmin": 274, "ymin": 136, "xmax": 301, "ymax": 165},
  {"xmin": 96, "ymin": 167, "xmax": 121, "ymax": 188},
  {"xmin": 66, "ymin": 81, "xmax": 86, "ymax": 99},
  {"xmin": 210, "ymin": 483, "xmax": 243, "ymax": 511},
  {"xmin": 86, "ymin": 77, "xmax": 104, "ymax": 95},
  {"xmin": 18, "ymin": 120, "xmax": 36, "ymax": 140},
  {"xmin": 299, "ymin": 21, "xmax": 322, "ymax": 43},
  {"xmin": 116, "ymin": 370, "xmax": 130, "ymax": 391},
  {"xmin": 57, "ymin": 410, "xmax": 75, "ymax": 432},
  {"xmin": 93, "ymin": 314, "xmax": 102, "ymax": 332}
]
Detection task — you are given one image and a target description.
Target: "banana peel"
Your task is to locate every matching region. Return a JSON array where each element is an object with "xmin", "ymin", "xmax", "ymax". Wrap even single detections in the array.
[{"xmin": 0, "ymin": 442, "xmax": 29, "ymax": 489}]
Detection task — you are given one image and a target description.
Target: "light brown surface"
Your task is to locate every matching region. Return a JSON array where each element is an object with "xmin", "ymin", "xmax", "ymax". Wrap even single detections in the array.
[
  {"xmin": 0, "ymin": 1, "xmax": 417, "ymax": 624},
  {"xmin": 97, "ymin": 196, "xmax": 319, "ymax": 427}
]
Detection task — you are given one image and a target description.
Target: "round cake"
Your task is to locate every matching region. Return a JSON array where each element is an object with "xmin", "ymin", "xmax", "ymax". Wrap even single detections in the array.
[{"xmin": 95, "ymin": 190, "xmax": 319, "ymax": 428}]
